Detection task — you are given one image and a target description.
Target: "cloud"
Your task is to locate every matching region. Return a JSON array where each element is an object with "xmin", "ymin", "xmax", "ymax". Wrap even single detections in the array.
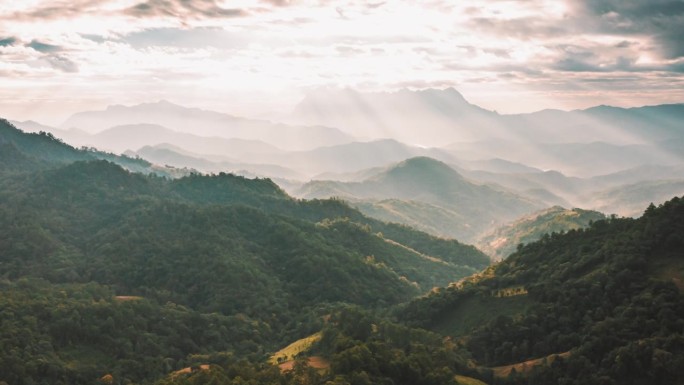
[
  {"xmin": 125, "ymin": 0, "xmax": 248, "ymax": 19},
  {"xmin": 0, "ymin": 37, "xmax": 18, "ymax": 47},
  {"xmin": 27, "ymin": 40, "xmax": 63, "ymax": 53},
  {"xmin": 575, "ymin": 0, "xmax": 684, "ymax": 59},
  {"xmin": 45, "ymin": 55, "xmax": 79, "ymax": 73},
  {"xmin": 467, "ymin": 16, "xmax": 569, "ymax": 39},
  {"xmin": 122, "ymin": 27, "xmax": 250, "ymax": 48},
  {"xmin": 261, "ymin": 0, "xmax": 291, "ymax": 6}
]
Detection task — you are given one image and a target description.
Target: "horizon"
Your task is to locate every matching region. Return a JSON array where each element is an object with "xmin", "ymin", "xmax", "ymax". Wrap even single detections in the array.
[
  {"xmin": 9, "ymin": 87, "xmax": 684, "ymax": 129},
  {"xmin": 2, "ymin": 0, "xmax": 684, "ymax": 125}
]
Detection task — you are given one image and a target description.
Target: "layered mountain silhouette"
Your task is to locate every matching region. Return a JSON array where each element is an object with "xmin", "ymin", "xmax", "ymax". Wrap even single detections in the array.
[
  {"xmin": 9, "ymin": 89, "xmax": 684, "ymax": 236},
  {"xmin": 296, "ymin": 157, "xmax": 542, "ymax": 242},
  {"xmin": 61, "ymin": 100, "xmax": 355, "ymax": 151},
  {"xmin": 293, "ymin": 87, "xmax": 684, "ymax": 152}
]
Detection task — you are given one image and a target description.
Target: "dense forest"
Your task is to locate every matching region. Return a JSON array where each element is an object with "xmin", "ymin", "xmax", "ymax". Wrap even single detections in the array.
[
  {"xmin": 1, "ymin": 119, "xmax": 683, "ymax": 385},
  {"xmin": 401, "ymin": 197, "xmax": 684, "ymax": 384},
  {"xmin": 0, "ymin": 120, "xmax": 487, "ymax": 384}
]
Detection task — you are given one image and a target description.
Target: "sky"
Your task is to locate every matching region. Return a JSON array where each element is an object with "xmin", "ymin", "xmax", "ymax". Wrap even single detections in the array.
[{"xmin": 1, "ymin": 0, "xmax": 683, "ymax": 125}]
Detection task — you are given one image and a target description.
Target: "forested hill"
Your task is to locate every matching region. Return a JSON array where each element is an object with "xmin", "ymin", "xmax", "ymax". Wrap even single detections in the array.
[
  {"xmin": 0, "ymin": 122, "xmax": 489, "ymax": 384},
  {"xmin": 476, "ymin": 206, "xmax": 606, "ymax": 260},
  {"xmin": 400, "ymin": 196, "xmax": 684, "ymax": 384},
  {"xmin": 0, "ymin": 118, "xmax": 170, "ymax": 176}
]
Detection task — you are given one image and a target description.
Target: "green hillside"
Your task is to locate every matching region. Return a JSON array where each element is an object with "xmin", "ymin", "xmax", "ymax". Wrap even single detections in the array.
[
  {"xmin": 400, "ymin": 197, "xmax": 684, "ymax": 384},
  {"xmin": 476, "ymin": 206, "xmax": 606, "ymax": 260},
  {"xmin": 0, "ymin": 118, "xmax": 169, "ymax": 176},
  {"xmin": 0, "ymin": 123, "xmax": 489, "ymax": 385},
  {"xmin": 297, "ymin": 156, "xmax": 542, "ymax": 242}
]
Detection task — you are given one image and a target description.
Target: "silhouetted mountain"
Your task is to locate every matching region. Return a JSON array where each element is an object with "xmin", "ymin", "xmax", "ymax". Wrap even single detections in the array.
[
  {"xmin": 86, "ymin": 123, "xmax": 284, "ymax": 156},
  {"xmin": 134, "ymin": 144, "xmax": 306, "ymax": 180},
  {"xmin": 297, "ymin": 157, "xmax": 543, "ymax": 242},
  {"xmin": 294, "ymin": 88, "xmax": 684, "ymax": 149},
  {"xmin": 292, "ymin": 87, "xmax": 499, "ymax": 145},
  {"xmin": 62, "ymin": 100, "xmax": 356, "ymax": 151},
  {"xmin": 446, "ymin": 140, "xmax": 681, "ymax": 177},
  {"xmin": 248, "ymin": 139, "xmax": 458, "ymax": 177}
]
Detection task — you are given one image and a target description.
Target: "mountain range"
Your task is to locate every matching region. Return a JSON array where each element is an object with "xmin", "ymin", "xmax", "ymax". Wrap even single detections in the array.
[
  {"xmin": 59, "ymin": 100, "xmax": 355, "ymax": 151},
  {"xmin": 2, "ymin": 117, "xmax": 682, "ymax": 384},
  {"xmin": 292, "ymin": 88, "xmax": 684, "ymax": 150},
  {"xmin": 11, "ymin": 89, "xmax": 684, "ymax": 244},
  {"xmin": 296, "ymin": 157, "xmax": 543, "ymax": 242}
]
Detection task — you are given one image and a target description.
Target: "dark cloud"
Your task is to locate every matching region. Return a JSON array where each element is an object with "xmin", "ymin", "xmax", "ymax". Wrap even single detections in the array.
[
  {"xmin": 27, "ymin": 40, "xmax": 63, "ymax": 53},
  {"xmin": 576, "ymin": 0, "xmax": 684, "ymax": 59},
  {"xmin": 45, "ymin": 55, "xmax": 79, "ymax": 73},
  {"xmin": 125, "ymin": 0, "xmax": 248, "ymax": 19},
  {"xmin": 0, "ymin": 37, "xmax": 17, "ymax": 47},
  {"xmin": 467, "ymin": 16, "xmax": 569, "ymax": 39},
  {"xmin": 615, "ymin": 40, "xmax": 636, "ymax": 48}
]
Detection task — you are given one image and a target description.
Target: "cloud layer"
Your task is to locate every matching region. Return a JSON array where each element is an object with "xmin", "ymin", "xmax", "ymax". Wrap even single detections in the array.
[{"xmin": 1, "ymin": 0, "xmax": 682, "ymax": 124}]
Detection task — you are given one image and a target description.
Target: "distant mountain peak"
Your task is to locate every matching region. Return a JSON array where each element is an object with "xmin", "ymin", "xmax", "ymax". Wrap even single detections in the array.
[{"xmin": 377, "ymin": 156, "xmax": 465, "ymax": 184}]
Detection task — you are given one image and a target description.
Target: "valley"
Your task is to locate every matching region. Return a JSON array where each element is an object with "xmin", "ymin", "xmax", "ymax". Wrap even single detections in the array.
[{"xmin": 1, "ymin": 90, "xmax": 683, "ymax": 385}]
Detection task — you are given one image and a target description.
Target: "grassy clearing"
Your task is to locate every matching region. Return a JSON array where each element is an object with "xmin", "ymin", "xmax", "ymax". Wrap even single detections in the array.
[
  {"xmin": 491, "ymin": 351, "xmax": 570, "ymax": 378},
  {"xmin": 268, "ymin": 332, "xmax": 322, "ymax": 365},
  {"xmin": 171, "ymin": 364, "xmax": 210, "ymax": 378},
  {"xmin": 455, "ymin": 374, "xmax": 488, "ymax": 385}
]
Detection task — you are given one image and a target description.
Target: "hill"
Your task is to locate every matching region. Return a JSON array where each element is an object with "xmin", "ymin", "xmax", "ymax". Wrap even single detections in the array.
[
  {"xmin": 0, "ymin": 125, "xmax": 490, "ymax": 384},
  {"xmin": 297, "ymin": 157, "xmax": 543, "ymax": 242},
  {"xmin": 0, "ymin": 119, "xmax": 162, "ymax": 176},
  {"xmin": 476, "ymin": 206, "xmax": 606, "ymax": 260},
  {"xmin": 400, "ymin": 196, "xmax": 684, "ymax": 384}
]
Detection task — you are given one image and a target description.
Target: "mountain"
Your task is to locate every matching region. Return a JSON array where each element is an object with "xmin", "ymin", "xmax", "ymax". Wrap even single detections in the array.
[
  {"xmin": 292, "ymin": 88, "xmax": 684, "ymax": 177},
  {"xmin": 293, "ymin": 88, "xmax": 684, "ymax": 148},
  {"xmin": 476, "ymin": 206, "xmax": 606, "ymax": 260},
  {"xmin": 62, "ymin": 100, "xmax": 356, "ymax": 151},
  {"xmin": 446, "ymin": 140, "xmax": 682, "ymax": 178},
  {"xmin": 297, "ymin": 157, "xmax": 543, "ymax": 242},
  {"xmin": 459, "ymin": 165, "xmax": 684, "ymax": 216},
  {"xmin": 83, "ymin": 123, "xmax": 284, "ymax": 156},
  {"xmin": 589, "ymin": 179, "xmax": 684, "ymax": 217},
  {"xmin": 400, "ymin": 196, "xmax": 684, "ymax": 384},
  {"xmin": 238, "ymin": 139, "xmax": 458, "ymax": 177},
  {"xmin": 292, "ymin": 87, "xmax": 500, "ymax": 146},
  {"xmin": 11, "ymin": 119, "xmax": 89, "ymax": 144},
  {"xmin": 133, "ymin": 144, "xmax": 306, "ymax": 180},
  {"xmin": 0, "ymin": 119, "xmax": 162, "ymax": 176},
  {"xmin": 0, "ymin": 124, "xmax": 490, "ymax": 384}
]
